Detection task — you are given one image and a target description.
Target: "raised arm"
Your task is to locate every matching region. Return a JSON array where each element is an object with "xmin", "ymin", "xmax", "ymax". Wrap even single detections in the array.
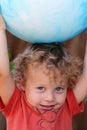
[
  {"xmin": 0, "ymin": 15, "xmax": 15, "ymax": 105},
  {"xmin": 73, "ymin": 40, "xmax": 87, "ymax": 103}
]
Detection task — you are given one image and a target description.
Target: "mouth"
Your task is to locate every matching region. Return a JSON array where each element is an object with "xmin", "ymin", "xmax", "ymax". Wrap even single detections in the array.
[{"xmin": 39, "ymin": 104, "xmax": 56, "ymax": 111}]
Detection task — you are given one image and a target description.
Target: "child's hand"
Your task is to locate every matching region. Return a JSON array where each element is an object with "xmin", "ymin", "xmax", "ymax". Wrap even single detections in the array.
[{"xmin": 0, "ymin": 14, "xmax": 6, "ymax": 30}]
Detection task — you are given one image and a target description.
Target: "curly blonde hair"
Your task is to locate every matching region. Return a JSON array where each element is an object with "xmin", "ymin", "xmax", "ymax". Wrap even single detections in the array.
[{"xmin": 12, "ymin": 43, "xmax": 83, "ymax": 89}]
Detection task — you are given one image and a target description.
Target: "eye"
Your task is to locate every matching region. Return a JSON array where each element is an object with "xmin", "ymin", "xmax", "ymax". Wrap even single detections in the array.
[
  {"xmin": 37, "ymin": 87, "xmax": 45, "ymax": 92},
  {"xmin": 55, "ymin": 87, "xmax": 64, "ymax": 93}
]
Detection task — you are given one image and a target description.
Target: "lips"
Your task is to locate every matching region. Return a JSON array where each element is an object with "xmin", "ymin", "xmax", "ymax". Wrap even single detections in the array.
[{"xmin": 39, "ymin": 104, "xmax": 55, "ymax": 110}]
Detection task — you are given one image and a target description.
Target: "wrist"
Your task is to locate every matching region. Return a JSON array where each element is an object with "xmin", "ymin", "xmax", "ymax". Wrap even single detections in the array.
[
  {"xmin": 0, "ymin": 15, "xmax": 6, "ymax": 30},
  {"xmin": 0, "ymin": 26, "xmax": 6, "ymax": 31},
  {"xmin": 0, "ymin": 23, "xmax": 6, "ymax": 31}
]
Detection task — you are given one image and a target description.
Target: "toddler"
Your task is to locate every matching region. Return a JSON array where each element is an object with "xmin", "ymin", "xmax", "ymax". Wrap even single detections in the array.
[{"xmin": 0, "ymin": 15, "xmax": 87, "ymax": 130}]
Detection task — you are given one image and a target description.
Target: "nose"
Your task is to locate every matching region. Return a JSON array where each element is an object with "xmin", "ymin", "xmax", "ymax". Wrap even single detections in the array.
[{"xmin": 44, "ymin": 92, "xmax": 54, "ymax": 102}]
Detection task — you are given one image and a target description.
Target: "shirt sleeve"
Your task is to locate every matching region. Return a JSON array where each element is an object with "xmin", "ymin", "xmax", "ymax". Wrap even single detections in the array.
[
  {"xmin": 0, "ymin": 87, "xmax": 21, "ymax": 117},
  {"xmin": 66, "ymin": 88, "xmax": 84, "ymax": 115}
]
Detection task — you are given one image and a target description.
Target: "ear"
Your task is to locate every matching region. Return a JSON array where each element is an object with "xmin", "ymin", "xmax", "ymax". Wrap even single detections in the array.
[{"xmin": 20, "ymin": 79, "xmax": 26, "ymax": 91}]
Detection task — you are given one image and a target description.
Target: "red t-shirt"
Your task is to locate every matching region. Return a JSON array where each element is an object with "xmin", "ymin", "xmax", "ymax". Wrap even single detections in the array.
[{"xmin": 0, "ymin": 87, "xmax": 84, "ymax": 130}]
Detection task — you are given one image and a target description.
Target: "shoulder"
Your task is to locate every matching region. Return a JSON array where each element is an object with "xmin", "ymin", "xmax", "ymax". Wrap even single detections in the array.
[
  {"xmin": 66, "ymin": 88, "xmax": 84, "ymax": 115},
  {"xmin": 0, "ymin": 87, "xmax": 22, "ymax": 116}
]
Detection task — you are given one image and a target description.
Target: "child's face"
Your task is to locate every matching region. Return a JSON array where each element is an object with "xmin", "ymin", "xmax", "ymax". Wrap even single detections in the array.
[{"xmin": 24, "ymin": 64, "xmax": 68, "ymax": 111}]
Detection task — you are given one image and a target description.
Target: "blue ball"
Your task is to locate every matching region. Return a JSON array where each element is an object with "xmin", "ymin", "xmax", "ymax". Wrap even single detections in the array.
[{"xmin": 0, "ymin": 0, "xmax": 87, "ymax": 43}]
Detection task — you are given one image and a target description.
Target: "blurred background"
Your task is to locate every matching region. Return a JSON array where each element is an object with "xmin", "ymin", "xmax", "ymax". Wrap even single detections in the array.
[{"xmin": 0, "ymin": 31, "xmax": 87, "ymax": 130}]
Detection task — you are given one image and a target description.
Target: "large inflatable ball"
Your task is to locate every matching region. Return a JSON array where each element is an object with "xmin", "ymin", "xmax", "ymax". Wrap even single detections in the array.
[{"xmin": 0, "ymin": 0, "xmax": 87, "ymax": 43}]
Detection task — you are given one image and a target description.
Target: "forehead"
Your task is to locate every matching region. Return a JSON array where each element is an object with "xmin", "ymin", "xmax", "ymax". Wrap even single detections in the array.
[{"xmin": 27, "ymin": 63, "xmax": 67, "ymax": 86}]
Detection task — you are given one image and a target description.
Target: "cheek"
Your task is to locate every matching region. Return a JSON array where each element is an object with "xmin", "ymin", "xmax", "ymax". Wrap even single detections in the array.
[
  {"xmin": 56, "ymin": 92, "xmax": 67, "ymax": 105},
  {"xmin": 26, "ymin": 91, "xmax": 41, "ymax": 106}
]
